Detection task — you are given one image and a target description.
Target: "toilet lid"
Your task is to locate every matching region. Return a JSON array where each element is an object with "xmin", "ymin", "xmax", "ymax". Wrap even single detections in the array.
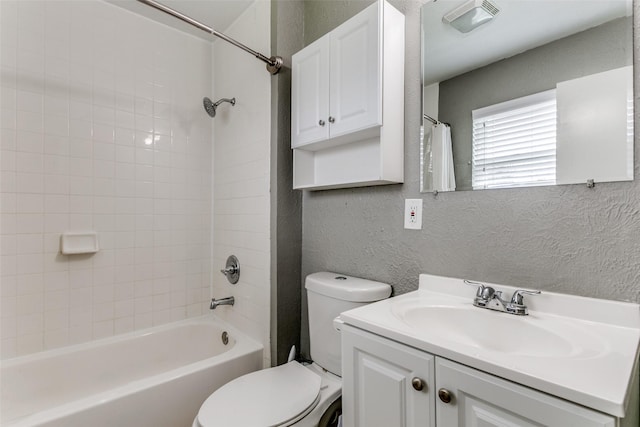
[{"xmin": 197, "ymin": 361, "xmax": 322, "ymax": 427}]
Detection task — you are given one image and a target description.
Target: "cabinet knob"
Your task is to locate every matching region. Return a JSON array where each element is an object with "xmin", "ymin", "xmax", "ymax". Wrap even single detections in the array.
[
  {"xmin": 328, "ymin": 116, "xmax": 335, "ymax": 123},
  {"xmin": 411, "ymin": 377, "xmax": 425, "ymax": 391},
  {"xmin": 318, "ymin": 120, "xmax": 325, "ymax": 126},
  {"xmin": 438, "ymin": 388, "xmax": 453, "ymax": 404}
]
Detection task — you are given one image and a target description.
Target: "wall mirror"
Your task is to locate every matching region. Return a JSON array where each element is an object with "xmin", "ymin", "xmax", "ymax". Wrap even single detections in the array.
[{"xmin": 420, "ymin": 0, "xmax": 633, "ymax": 193}]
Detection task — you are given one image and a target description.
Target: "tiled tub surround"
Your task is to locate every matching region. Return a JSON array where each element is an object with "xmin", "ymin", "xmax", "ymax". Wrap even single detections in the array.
[
  {"xmin": 211, "ymin": 0, "xmax": 272, "ymax": 368},
  {"xmin": 1, "ymin": 315, "xmax": 263, "ymax": 427},
  {"xmin": 0, "ymin": 0, "xmax": 214, "ymax": 358}
]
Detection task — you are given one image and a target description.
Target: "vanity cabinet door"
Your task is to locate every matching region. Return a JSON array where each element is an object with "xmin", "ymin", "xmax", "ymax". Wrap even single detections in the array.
[
  {"xmin": 342, "ymin": 325, "xmax": 436, "ymax": 427},
  {"xmin": 435, "ymin": 358, "xmax": 616, "ymax": 427}
]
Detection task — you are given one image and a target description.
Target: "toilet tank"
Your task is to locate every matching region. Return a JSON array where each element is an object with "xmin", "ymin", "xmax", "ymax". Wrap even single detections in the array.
[{"xmin": 305, "ymin": 272, "xmax": 391, "ymax": 377}]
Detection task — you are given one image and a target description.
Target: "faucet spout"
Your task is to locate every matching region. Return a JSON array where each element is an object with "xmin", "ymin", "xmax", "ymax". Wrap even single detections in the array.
[
  {"xmin": 464, "ymin": 280, "xmax": 540, "ymax": 316},
  {"xmin": 210, "ymin": 296, "xmax": 235, "ymax": 310}
]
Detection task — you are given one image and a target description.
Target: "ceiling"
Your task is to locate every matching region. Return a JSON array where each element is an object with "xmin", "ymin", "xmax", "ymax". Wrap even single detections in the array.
[
  {"xmin": 105, "ymin": 0, "xmax": 254, "ymax": 40},
  {"xmin": 422, "ymin": 0, "xmax": 631, "ymax": 85}
]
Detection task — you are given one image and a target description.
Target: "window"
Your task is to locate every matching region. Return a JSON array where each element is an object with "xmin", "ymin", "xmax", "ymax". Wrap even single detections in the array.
[{"xmin": 472, "ymin": 90, "xmax": 557, "ymax": 190}]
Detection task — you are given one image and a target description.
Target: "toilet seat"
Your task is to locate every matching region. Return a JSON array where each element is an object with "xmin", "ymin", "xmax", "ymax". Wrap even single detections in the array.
[{"xmin": 196, "ymin": 361, "xmax": 322, "ymax": 427}]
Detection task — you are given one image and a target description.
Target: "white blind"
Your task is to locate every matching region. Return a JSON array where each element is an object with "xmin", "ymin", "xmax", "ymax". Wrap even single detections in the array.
[{"xmin": 472, "ymin": 90, "xmax": 557, "ymax": 190}]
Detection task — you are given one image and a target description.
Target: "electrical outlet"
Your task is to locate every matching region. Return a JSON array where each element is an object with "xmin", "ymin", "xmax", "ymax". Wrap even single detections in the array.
[{"xmin": 404, "ymin": 199, "xmax": 423, "ymax": 230}]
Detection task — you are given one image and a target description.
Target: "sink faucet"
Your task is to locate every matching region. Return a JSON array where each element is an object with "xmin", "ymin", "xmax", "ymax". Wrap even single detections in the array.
[
  {"xmin": 464, "ymin": 280, "xmax": 540, "ymax": 316},
  {"xmin": 210, "ymin": 296, "xmax": 235, "ymax": 310}
]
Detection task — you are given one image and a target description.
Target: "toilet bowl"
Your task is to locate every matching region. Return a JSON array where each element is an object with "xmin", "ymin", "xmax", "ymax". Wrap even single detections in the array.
[
  {"xmin": 192, "ymin": 362, "xmax": 341, "ymax": 427},
  {"xmin": 193, "ymin": 272, "xmax": 391, "ymax": 427}
]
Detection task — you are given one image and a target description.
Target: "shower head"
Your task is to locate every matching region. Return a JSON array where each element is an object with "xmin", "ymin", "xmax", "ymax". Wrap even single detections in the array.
[{"xmin": 203, "ymin": 97, "xmax": 236, "ymax": 118}]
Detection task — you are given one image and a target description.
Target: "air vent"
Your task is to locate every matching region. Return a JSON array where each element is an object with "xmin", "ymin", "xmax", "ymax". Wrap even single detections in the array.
[
  {"xmin": 443, "ymin": 0, "xmax": 500, "ymax": 33},
  {"xmin": 481, "ymin": 0, "xmax": 500, "ymax": 16}
]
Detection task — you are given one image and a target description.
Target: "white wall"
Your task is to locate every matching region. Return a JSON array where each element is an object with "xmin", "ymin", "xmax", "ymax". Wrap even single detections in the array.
[
  {"xmin": 212, "ymin": 1, "xmax": 272, "ymax": 367},
  {"xmin": 0, "ymin": 0, "xmax": 213, "ymax": 358}
]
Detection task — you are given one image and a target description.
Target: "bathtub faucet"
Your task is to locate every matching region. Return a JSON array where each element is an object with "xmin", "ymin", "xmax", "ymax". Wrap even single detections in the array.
[{"xmin": 210, "ymin": 296, "xmax": 235, "ymax": 310}]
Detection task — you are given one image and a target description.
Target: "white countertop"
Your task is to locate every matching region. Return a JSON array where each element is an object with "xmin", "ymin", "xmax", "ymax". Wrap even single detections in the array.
[{"xmin": 339, "ymin": 274, "xmax": 640, "ymax": 417}]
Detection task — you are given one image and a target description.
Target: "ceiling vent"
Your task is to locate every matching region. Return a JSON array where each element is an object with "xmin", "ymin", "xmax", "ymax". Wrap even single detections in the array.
[{"xmin": 443, "ymin": 0, "xmax": 500, "ymax": 33}]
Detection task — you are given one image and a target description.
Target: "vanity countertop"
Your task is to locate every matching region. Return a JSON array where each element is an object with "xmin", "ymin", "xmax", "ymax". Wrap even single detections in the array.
[{"xmin": 339, "ymin": 274, "xmax": 640, "ymax": 417}]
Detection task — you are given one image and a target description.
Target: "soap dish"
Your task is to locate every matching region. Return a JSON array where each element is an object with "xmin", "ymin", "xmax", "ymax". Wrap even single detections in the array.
[{"xmin": 60, "ymin": 232, "xmax": 99, "ymax": 255}]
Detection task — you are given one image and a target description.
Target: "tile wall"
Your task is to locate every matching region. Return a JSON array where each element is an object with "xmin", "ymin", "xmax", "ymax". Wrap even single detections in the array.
[
  {"xmin": 0, "ymin": 0, "xmax": 213, "ymax": 358},
  {"xmin": 211, "ymin": 1, "xmax": 272, "ymax": 367}
]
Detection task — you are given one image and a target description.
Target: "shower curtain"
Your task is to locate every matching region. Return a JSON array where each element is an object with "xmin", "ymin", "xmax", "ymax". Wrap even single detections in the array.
[{"xmin": 426, "ymin": 123, "xmax": 456, "ymax": 192}]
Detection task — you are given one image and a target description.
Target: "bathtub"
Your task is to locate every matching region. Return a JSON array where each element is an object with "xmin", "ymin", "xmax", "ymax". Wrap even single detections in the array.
[{"xmin": 1, "ymin": 315, "xmax": 263, "ymax": 427}]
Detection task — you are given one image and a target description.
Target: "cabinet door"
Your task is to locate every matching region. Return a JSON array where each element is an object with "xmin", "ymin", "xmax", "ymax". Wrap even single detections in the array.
[
  {"xmin": 435, "ymin": 358, "xmax": 616, "ymax": 427},
  {"xmin": 329, "ymin": 2, "xmax": 382, "ymax": 139},
  {"xmin": 291, "ymin": 35, "xmax": 330, "ymax": 148},
  {"xmin": 342, "ymin": 325, "xmax": 435, "ymax": 427}
]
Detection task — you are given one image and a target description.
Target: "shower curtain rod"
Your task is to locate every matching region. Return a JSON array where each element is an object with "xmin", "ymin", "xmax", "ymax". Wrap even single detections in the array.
[
  {"xmin": 423, "ymin": 114, "xmax": 450, "ymax": 127},
  {"xmin": 136, "ymin": 0, "xmax": 283, "ymax": 75}
]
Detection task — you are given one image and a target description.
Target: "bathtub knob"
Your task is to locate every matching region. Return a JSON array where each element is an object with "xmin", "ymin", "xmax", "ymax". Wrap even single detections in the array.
[{"xmin": 220, "ymin": 255, "xmax": 240, "ymax": 284}]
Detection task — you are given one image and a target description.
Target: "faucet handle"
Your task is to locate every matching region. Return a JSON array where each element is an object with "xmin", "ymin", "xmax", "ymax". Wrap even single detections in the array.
[
  {"xmin": 463, "ymin": 280, "xmax": 486, "ymax": 297},
  {"xmin": 510, "ymin": 289, "xmax": 541, "ymax": 305}
]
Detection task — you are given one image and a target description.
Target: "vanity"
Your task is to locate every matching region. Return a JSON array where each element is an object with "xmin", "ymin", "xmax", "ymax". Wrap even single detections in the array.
[{"xmin": 339, "ymin": 274, "xmax": 640, "ymax": 427}]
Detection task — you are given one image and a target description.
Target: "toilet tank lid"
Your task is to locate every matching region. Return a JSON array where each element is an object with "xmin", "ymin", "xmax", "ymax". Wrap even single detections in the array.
[{"xmin": 305, "ymin": 272, "xmax": 392, "ymax": 302}]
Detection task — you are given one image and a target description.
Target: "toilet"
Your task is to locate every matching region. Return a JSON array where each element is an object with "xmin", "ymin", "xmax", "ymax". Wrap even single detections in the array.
[{"xmin": 193, "ymin": 272, "xmax": 391, "ymax": 427}]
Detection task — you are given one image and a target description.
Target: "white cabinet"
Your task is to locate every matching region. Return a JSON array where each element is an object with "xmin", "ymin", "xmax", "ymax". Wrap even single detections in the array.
[
  {"xmin": 342, "ymin": 325, "xmax": 618, "ymax": 427},
  {"xmin": 291, "ymin": 37, "xmax": 330, "ymax": 146},
  {"xmin": 291, "ymin": 0, "xmax": 404, "ymax": 190},
  {"xmin": 436, "ymin": 358, "xmax": 615, "ymax": 427},
  {"xmin": 342, "ymin": 325, "xmax": 435, "ymax": 427}
]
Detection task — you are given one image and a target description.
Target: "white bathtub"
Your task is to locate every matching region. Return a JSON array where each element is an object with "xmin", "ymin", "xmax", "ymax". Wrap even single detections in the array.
[{"xmin": 1, "ymin": 315, "xmax": 263, "ymax": 427}]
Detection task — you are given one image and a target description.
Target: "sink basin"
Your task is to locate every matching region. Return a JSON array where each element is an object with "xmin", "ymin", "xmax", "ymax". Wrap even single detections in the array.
[{"xmin": 392, "ymin": 303, "xmax": 603, "ymax": 358}]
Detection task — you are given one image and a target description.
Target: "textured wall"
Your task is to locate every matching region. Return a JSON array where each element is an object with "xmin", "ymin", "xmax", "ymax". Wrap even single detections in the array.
[
  {"xmin": 270, "ymin": 0, "xmax": 304, "ymax": 366},
  {"xmin": 299, "ymin": 0, "xmax": 640, "ymax": 357}
]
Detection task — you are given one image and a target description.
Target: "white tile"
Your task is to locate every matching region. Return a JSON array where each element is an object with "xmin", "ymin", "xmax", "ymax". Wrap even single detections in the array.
[
  {"xmin": 16, "ymin": 234, "xmax": 43, "ymax": 254},
  {"xmin": 16, "ymin": 172, "xmax": 43, "ymax": 194},
  {"xmin": 44, "ymin": 194, "xmax": 68, "ymax": 214},
  {"xmin": 16, "ymin": 273, "xmax": 43, "ymax": 295},
  {"xmin": 44, "ymin": 114, "xmax": 68, "ymax": 137},
  {"xmin": 15, "ymin": 133, "xmax": 43, "ymax": 158},
  {"xmin": 92, "ymin": 319, "xmax": 113, "ymax": 339},
  {"xmin": 44, "ymin": 328, "xmax": 69, "ymax": 350},
  {"xmin": 16, "ymin": 312, "xmax": 43, "ymax": 334},
  {"xmin": 43, "ymin": 154, "xmax": 68, "ymax": 175},
  {"xmin": 114, "ymin": 316, "xmax": 134, "ymax": 334},
  {"xmin": 43, "ymin": 213, "xmax": 68, "ymax": 232},
  {"xmin": 68, "ymin": 324, "xmax": 92, "ymax": 344},
  {"xmin": 15, "ymin": 213, "xmax": 43, "ymax": 234},
  {"xmin": 16, "ymin": 253, "xmax": 43, "ymax": 275},
  {"xmin": 44, "ymin": 303, "xmax": 69, "ymax": 325},
  {"xmin": 16, "ymin": 194, "xmax": 43, "ymax": 213},
  {"xmin": 15, "ymin": 332, "xmax": 43, "ymax": 356},
  {"xmin": 16, "ymin": 90, "xmax": 43, "ymax": 114},
  {"xmin": 16, "ymin": 110, "xmax": 43, "ymax": 133}
]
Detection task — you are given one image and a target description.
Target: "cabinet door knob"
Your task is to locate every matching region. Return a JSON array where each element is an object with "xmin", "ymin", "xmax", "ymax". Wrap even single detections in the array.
[
  {"xmin": 328, "ymin": 116, "xmax": 335, "ymax": 123},
  {"xmin": 438, "ymin": 388, "xmax": 453, "ymax": 404},
  {"xmin": 411, "ymin": 377, "xmax": 425, "ymax": 391},
  {"xmin": 318, "ymin": 120, "xmax": 325, "ymax": 126}
]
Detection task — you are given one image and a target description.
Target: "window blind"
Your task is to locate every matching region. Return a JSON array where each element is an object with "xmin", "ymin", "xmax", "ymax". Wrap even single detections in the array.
[{"xmin": 472, "ymin": 90, "xmax": 557, "ymax": 190}]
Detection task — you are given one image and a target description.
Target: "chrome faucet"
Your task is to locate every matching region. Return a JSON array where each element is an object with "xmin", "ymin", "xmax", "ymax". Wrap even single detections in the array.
[
  {"xmin": 464, "ymin": 280, "xmax": 540, "ymax": 316},
  {"xmin": 210, "ymin": 296, "xmax": 235, "ymax": 310}
]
